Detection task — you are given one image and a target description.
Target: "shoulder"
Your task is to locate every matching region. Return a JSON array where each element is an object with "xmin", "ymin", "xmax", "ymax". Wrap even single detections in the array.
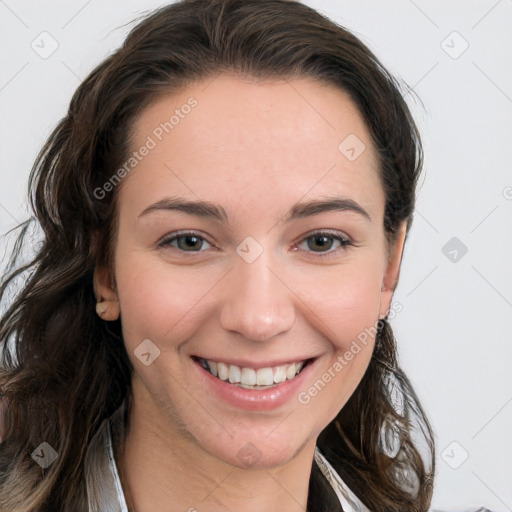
[{"xmin": 314, "ymin": 450, "xmax": 496, "ymax": 512}]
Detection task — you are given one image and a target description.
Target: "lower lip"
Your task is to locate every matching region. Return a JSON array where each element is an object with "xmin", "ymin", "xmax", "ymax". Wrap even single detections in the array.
[{"xmin": 192, "ymin": 357, "xmax": 318, "ymax": 411}]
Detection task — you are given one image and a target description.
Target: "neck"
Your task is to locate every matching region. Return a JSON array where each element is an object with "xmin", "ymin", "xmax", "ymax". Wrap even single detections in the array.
[{"xmin": 117, "ymin": 377, "xmax": 316, "ymax": 512}]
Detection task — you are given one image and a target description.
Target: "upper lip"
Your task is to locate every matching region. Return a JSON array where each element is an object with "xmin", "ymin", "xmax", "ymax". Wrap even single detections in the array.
[{"xmin": 193, "ymin": 355, "xmax": 317, "ymax": 370}]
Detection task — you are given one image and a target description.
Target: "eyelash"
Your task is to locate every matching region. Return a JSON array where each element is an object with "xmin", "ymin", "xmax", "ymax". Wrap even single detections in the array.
[{"xmin": 158, "ymin": 229, "xmax": 353, "ymax": 258}]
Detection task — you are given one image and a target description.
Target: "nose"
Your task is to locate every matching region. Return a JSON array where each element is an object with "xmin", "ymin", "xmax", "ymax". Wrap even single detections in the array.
[{"xmin": 219, "ymin": 249, "xmax": 296, "ymax": 342}]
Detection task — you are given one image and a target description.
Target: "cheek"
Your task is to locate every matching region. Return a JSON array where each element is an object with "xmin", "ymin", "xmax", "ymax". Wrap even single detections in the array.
[
  {"xmin": 293, "ymin": 261, "xmax": 382, "ymax": 415},
  {"xmin": 297, "ymin": 276, "xmax": 382, "ymax": 425},
  {"xmin": 114, "ymin": 253, "xmax": 218, "ymax": 351},
  {"xmin": 302, "ymin": 261, "xmax": 383, "ymax": 349}
]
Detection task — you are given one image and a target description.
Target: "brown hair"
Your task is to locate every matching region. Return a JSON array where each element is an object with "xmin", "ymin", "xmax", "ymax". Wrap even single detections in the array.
[{"xmin": 0, "ymin": 0, "xmax": 434, "ymax": 510}]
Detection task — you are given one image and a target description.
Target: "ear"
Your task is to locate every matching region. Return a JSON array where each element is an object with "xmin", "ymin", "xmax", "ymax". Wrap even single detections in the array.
[
  {"xmin": 93, "ymin": 264, "xmax": 120, "ymax": 321},
  {"xmin": 379, "ymin": 221, "xmax": 407, "ymax": 319}
]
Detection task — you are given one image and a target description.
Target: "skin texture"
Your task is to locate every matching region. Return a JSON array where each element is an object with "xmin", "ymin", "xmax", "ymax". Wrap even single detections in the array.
[{"xmin": 94, "ymin": 73, "xmax": 407, "ymax": 512}]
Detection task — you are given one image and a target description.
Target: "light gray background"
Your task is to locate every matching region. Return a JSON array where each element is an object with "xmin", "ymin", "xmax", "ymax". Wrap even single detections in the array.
[{"xmin": 0, "ymin": 1, "xmax": 511, "ymax": 510}]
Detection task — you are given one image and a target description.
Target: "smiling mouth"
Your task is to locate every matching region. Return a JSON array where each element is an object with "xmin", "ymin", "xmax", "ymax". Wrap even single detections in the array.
[{"xmin": 193, "ymin": 356, "xmax": 314, "ymax": 390}]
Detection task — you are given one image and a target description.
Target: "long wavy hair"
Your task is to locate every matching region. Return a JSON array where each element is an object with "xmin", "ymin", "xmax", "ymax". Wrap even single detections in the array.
[{"xmin": 0, "ymin": 0, "xmax": 435, "ymax": 510}]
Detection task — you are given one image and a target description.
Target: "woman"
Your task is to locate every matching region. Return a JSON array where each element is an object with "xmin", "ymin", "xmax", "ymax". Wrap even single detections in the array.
[{"xmin": 0, "ymin": 0, "xmax": 435, "ymax": 510}]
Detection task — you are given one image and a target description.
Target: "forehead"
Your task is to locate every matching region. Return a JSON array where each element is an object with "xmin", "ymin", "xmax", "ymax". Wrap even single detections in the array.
[{"xmin": 120, "ymin": 73, "xmax": 384, "ymax": 222}]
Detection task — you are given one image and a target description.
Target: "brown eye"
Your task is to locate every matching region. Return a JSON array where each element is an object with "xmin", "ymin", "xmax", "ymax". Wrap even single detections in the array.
[
  {"xmin": 307, "ymin": 234, "xmax": 335, "ymax": 252},
  {"xmin": 159, "ymin": 232, "xmax": 212, "ymax": 252},
  {"xmin": 296, "ymin": 231, "xmax": 352, "ymax": 256}
]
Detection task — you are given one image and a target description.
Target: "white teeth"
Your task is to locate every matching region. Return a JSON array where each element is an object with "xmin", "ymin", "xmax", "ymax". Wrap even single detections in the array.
[
  {"xmin": 256, "ymin": 367, "xmax": 274, "ymax": 386},
  {"xmin": 241, "ymin": 367, "xmax": 256, "ymax": 385},
  {"xmin": 200, "ymin": 357, "xmax": 308, "ymax": 388},
  {"xmin": 273, "ymin": 365, "xmax": 287, "ymax": 384},
  {"xmin": 217, "ymin": 362, "xmax": 229, "ymax": 381},
  {"xmin": 228, "ymin": 364, "xmax": 241, "ymax": 383},
  {"xmin": 286, "ymin": 363, "xmax": 297, "ymax": 380}
]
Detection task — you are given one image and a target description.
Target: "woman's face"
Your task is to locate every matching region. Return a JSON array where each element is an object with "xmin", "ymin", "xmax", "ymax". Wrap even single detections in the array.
[{"xmin": 96, "ymin": 73, "xmax": 405, "ymax": 469}]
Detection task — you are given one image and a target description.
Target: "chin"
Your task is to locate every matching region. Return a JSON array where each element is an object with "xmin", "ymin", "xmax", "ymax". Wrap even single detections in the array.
[{"xmin": 198, "ymin": 433, "xmax": 302, "ymax": 470}]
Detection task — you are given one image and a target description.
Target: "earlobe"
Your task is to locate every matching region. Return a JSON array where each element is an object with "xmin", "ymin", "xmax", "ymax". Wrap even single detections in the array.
[
  {"xmin": 93, "ymin": 265, "xmax": 120, "ymax": 321},
  {"xmin": 379, "ymin": 222, "xmax": 407, "ymax": 319}
]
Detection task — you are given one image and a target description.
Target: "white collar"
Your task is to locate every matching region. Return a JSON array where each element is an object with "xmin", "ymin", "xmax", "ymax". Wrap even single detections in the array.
[
  {"xmin": 84, "ymin": 402, "xmax": 129, "ymax": 512},
  {"xmin": 314, "ymin": 447, "xmax": 371, "ymax": 512}
]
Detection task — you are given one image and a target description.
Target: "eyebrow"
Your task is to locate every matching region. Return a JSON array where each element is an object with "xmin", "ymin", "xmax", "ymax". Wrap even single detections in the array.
[{"xmin": 138, "ymin": 195, "xmax": 372, "ymax": 225}]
